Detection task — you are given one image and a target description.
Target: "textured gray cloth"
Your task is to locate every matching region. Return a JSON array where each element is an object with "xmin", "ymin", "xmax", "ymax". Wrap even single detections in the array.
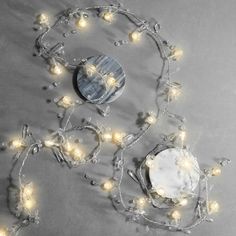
[{"xmin": 0, "ymin": 0, "xmax": 235, "ymax": 236}]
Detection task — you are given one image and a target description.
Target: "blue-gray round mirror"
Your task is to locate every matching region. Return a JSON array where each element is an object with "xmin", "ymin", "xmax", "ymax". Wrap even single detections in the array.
[{"xmin": 76, "ymin": 55, "xmax": 126, "ymax": 104}]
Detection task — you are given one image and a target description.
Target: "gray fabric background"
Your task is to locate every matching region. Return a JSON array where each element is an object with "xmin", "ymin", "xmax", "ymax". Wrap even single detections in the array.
[{"xmin": 0, "ymin": 0, "xmax": 235, "ymax": 236}]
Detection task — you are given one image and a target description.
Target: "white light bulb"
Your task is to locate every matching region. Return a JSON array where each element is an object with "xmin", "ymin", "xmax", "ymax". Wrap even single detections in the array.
[{"xmin": 129, "ymin": 31, "xmax": 142, "ymax": 43}]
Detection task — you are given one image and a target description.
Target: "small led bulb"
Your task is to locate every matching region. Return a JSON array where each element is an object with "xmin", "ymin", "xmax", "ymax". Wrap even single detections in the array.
[
  {"xmin": 102, "ymin": 180, "xmax": 114, "ymax": 191},
  {"xmin": 169, "ymin": 87, "xmax": 181, "ymax": 99},
  {"xmin": 145, "ymin": 159, "xmax": 154, "ymax": 168},
  {"xmin": 179, "ymin": 130, "xmax": 186, "ymax": 142},
  {"xmin": 76, "ymin": 16, "xmax": 88, "ymax": 29},
  {"xmin": 179, "ymin": 198, "xmax": 188, "ymax": 206},
  {"xmin": 112, "ymin": 132, "xmax": 126, "ymax": 145},
  {"xmin": 63, "ymin": 142, "xmax": 74, "ymax": 154},
  {"xmin": 105, "ymin": 75, "xmax": 117, "ymax": 88},
  {"xmin": 156, "ymin": 187, "xmax": 165, "ymax": 197},
  {"xmin": 145, "ymin": 113, "xmax": 157, "ymax": 125},
  {"xmin": 50, "ymin": 64, "xmax": 63, "ymax": 75},
  {"xmin": 169, "ymin": 48, "xmax": 183, "ymax": 61},
  {"xmin": 103, "ymin": 11, "xmax": 114, "ymax": 22},
  {"xmin": 72, "ymin": 147, "xmax": 86, "ymax": 161},
  {"xmin": 10, "ymin": 139, "xmax": 24, "ymax": 150},
  {"xmin": 101, "ymin": 132, "xmax": 113, "ymax": 142},
  {"xmin": 129, "ymin": 31, "xmax": 142, "ymax": 43},
  {"xmin": 44, "ymin": 139, "xmax": 55, "ymax": 147},
  {"xmin": 0, "ymin": 228, "xmax": 8, "ymax": 236},
  {"xmin": 23, "ymin": 184, "xmax": 34, "ymax": 197},
  {"xmin": 24, "ymin": 199, "xmax": 36, "ymax": 211},
  {"xmin": 136, "ymin": 197, "xmax": 147, "ymax": 209},
  {"xmin": 37, "ymin": 13, "xmax": 49, "ymax": 25},
  {"xmin": 179, "ymin": 157, "xmax": 192, "ymax": 171},
  {"xmin": 208, "ymin": 201, "xmax": 219, "ymax": 214},
  {"xmin": 211, "ymin": 166, "xmax": 221, "ymax": 176},
  {"xmin": 170, "ymin": 210, "xmax": 181, "ymax": 221},
  {"xmin": 58, "ymin": 96, "xmax": 73, "ymax": 108},
  {"xmin": 84, "ymin": 64, "xmax": 96, "ymax": 77}
]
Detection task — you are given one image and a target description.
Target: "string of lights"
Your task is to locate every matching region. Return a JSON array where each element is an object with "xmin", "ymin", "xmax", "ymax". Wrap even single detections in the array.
[{"xmin": 0, "ymin": 2, "xmax": 231, "ymax": 236}]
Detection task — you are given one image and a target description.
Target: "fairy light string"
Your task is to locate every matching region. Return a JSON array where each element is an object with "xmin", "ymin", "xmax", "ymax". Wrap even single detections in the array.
[{"xmin": 0, "ymin": 2, "xmax": 231, "ymax": 236}]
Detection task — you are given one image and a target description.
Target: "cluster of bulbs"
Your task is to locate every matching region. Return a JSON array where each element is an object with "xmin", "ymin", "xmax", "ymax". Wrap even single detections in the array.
[
  {"xmin": 35, "ymin": 10, "xmax": 184, "ymax": 78},
  {"xmin": 0, "ymin": 3, "xmax": 229, "ymax": 235},
  {"xmin": 83, "ymin": 63, "xmax": 118, "ymax": 89}
]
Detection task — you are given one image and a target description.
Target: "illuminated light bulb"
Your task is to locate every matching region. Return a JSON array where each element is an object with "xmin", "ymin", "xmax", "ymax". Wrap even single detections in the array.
[
  {"xmin": 105, "ymin": 75, "xmax": 117, "ymax": 88},
  {"xmin": 170, "ymin": 210, "xmax": 181, "ymax": 221},
  {"xmin": 112, "ymin": 132, "xmax": 126, "ymax": 145},
  {"xmin": 102, "ymin": 180, "xmax": 114, "ymax": 191},
  {"xmin": 169, "ymin": 87, "xmax": 181, "ymax": 99},
  {"xmin": 72, "ymin": 147, "xmax": 86, "ymax": 161},
  {"xmin": 37, "ymin": 13, "xmax": 49, "ymax": 25},
  {"xmin": 101, "ymin": 132, "xmax": 113, "ymax": 142},
  {"xmin": 169, "ymin": 48, "xmax": 183, "ymax": 61},
  {"xmin": 84, "ymin": 64, "xmax": 96, "ymax": 77},
  {"xmin": 211, "ymin": 166, "xmax": 221, "ymax": 176},
  {"xmin": 145, "ymin": 113, "xmax": 157, "ymax": 125},
  {"xmin": 23, "ymin": 184, "xmax": 34, "ymax": 198},
  {"xmin": 102, "ymin": 11, "xmax": 114, "ymax": 22},
  {"xmin": 145, "ymin": 159, "xmax": 154, "ymax": 168},
  {"xmin": 156, "ymin": 187, "xmax": 165, "ymax": 197},
  {"xmin": 24, "ymin": 199, "xmax": 36, "ymax": 211},
  {"xmin": 0, "ymin": 228, "xmax": 8, "ymax": 236},
  {"xmin": 50, "ymin": 63, "xmax": 63, "ymax": 75},
  {"xmin": 179, "ymin": 157, "xmax": 192, "ymax": 171},
  {"xmin": 208, "ymin": 201, "xmax": 219, "ymax": 214},
  {"xmin": 63, "ymin": 142, "xmax": 74, "ymax": 154},
  {"xmin": 179, "ymin": 198, "xmax": 188, "ymax": 206},
  {"xmin": 179, "ymin": 130, "xmax": 186, "ymax": 142},
  {"xmin": 58, "ymin": 96, "xmax": 73, "ymax": 108},
  {"xmin": 10, "ymin": 139, "xmax": 24, "ymax": 150},
  {"xmin": 129, "ymin": 31, "xmax": 142, "ymax": 43},
  {"xmin": 136, "ymin": 197, "xmax": 147, "ymax": 209},
  {"xmin": 44, "ymin": 139, "xmax": 55, "ymax": 147},
  {"xmin": 76, "ymin": 16, "xmax": 88, "ymax": 29}
]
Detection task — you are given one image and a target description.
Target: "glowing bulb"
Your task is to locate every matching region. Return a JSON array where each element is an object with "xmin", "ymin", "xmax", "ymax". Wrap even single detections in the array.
[
  {"xmin": 50, "ymin": 64, "xmax": 63, "ymax": 75},
  {"xmin": 102, "ymin": 180, "xmax": 114, "ymax": 191},
  {"xmin": 170, "ymin": 210, "xmax": 181, "ymax": 221},
  {"xmin": 105, "ymin": 75, "xmax": 117, "ymax": 88},
  {"xmin": 129, "ymin": 31, "xmax": 142, "ymax": 43},
  {"xmin": 145, "ymin": 159, "xmax": 154, "ymax": 168},
  {"xmin": 169, "ymin": 87, "xmax": 181, "ymax": 99},
  {"xmin": 211, "ymin": 166, "xmax": 221, "ymax": 176},
  {"xmin": 24, "ymin": 199, "xmax": 36, "ymax": 210},
  {"xmin": 208, "ymin": 201, "xmax": 219, "ymax": 214},
  {"xmin": 63, "ymin": 142, "xmax": 74, "ymax": 154},
  {"xmin": 58, "ymin": 96, "xmax": 73, "ymax": 108},
  {"xmin": 103, "ymin": 12, "xmax": 114, "ymax": 22},
  {"xmin": 112, "ymin": 132, "xmax": 126, "ymax": 145},
  {"xmin": 179, "ymin": 198, "xmax": 188, "ymax": 206},
  {"xmin": 136, "ymin": 197, "xmax": 147, "ymax": 209},
  {"xmin": 145, "ymin": 113, "xmax": 157, "ymax": 125},
  {"xmin": 23, "ymin": 184, "xmax": 34, "ymax": 198},
  {"xmin": 156, "ymin": 187, "xmax": 165, "ymax": 197},
  {"xmin": 169, "ymin": 48, "xmax": 183, "ymax": 61},
  {"xmin": 10, "ymin": 139, "xmax": 23, "ymax": 149},
  {"xmin": 179, "ymin": 157, "xmax": 192, "ymax": 171},
  {"xmin": 0, "ymin": 228, "xmax": 8, "ymax": 236},
  {"xmin": 72, "ymin": 147, "xmax": 86, "ymax": 161},
  {"xmin": 179, "ymin": 130, "xmax": 186, "ymax": 142},
  {"xmin": 37, "ymin": 13, "xmax": 49, "ymax": 25},
  {"xmin": 84, "ymin": 64, "xmax": 96, "ymax": 77},
  {"xmin": 76, "ymin": 16, "xmax": 88, "ymax": 29},
  {"xmin": 101, "ymin": 132, "xmax": 113, "ymax": 142},
  {"xmin": 44, "ymin": 139, "xmax": 55, "ymax": 147}
]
